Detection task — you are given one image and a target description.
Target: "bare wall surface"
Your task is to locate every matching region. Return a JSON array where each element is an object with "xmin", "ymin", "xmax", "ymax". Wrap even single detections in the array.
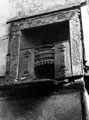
[
  {"xmin": 0, "ymin": 37, "xmax": 8, "ymax": 76},
  {"xmin": 0, "ymin": 0, "xmax": 11, "ymax": 76},
  {"xmin": 9, "ymin": 0, "xmax": 84, "ymax": 18},
  {"xmin": 0, "ymin": 89, "xmax": 82, "ymax": 120}
]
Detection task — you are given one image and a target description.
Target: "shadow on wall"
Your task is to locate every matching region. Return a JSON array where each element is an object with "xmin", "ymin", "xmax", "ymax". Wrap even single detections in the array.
[{"xmin": 0, "ymin": 85, "xmax": 82, "ymax": 120}]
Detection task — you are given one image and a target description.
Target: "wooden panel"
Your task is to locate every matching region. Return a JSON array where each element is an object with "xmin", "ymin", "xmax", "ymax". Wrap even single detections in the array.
[
  {"xmin": 55, "ymin": 41, "xmax": 72, "ymax": 79},
  {"xmin": 18, "ymin": 48, "xmax": 34, "ymax": 80}
]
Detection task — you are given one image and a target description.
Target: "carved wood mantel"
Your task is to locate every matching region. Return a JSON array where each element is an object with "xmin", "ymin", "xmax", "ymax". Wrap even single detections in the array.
[
  {"xmin": 6, "ymin": 8, "xmax": 83, "ymax": 84},
  {"xmin": 10, "ymin": 9, "xmax": 79, "ymax": 32}
]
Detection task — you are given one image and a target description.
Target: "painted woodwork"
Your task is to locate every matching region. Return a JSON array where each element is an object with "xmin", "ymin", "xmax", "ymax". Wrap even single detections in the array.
[
  {"xmin": 18, "ymin": 48, "xmax": 35, "ymax": 80},
  {"xmin": 55, "ymin": 41, "xmax": 72, "ymax": 79}
]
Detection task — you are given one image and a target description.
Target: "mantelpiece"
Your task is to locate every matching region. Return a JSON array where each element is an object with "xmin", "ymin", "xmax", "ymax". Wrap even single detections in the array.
[{"xmin": 6, "ymin": 7, "xmax": 83, "ymax": 85}]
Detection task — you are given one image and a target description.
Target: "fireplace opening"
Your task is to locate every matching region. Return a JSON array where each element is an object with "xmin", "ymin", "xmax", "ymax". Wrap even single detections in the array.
[
  {"xmin": 19, "ymin": 21, "xmax": 70, "ymax": 80},
  {"xmin": 34, "ymin": 63, "xmax": 55, "ymax": 79},
  {"xmin": 20, "ymin": 21, "xmax": 69, "ymax": 50}
]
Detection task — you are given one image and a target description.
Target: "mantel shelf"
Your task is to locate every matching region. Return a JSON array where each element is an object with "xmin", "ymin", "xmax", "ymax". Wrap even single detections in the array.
[
  {"xmin": 0, "ymin": 79, "xmax": 56, "ymax": 91},
  {"xmin": 0, "ymin": 78, "xmax": 84, "ymax": 93}
]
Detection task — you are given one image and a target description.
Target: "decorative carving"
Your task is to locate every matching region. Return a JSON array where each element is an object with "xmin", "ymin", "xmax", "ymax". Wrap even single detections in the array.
[
  {"xmin": 55, "ymin": 41, "xmax": 72, "ymax": 78},
  {"xmin": 72, "ymin": 39, "xmax": 80, "ymax": 66},
  {"xmin": 10, "ymin": 9, "xmax": 79, "ymax": 32},
  {"xmin": 8, "ymin": 8, "xmax": 82, "ymax": 83},
  {"xmin": 69, "ymin": 12, "xmax": 82, "ymax": 76},
  {"xmin": 18, "ymin": 48, "xmax": 35, "ymax": 80},
  {"xmin": 8, "ymin": 31, "xmax": 21, "ymax": 83}
]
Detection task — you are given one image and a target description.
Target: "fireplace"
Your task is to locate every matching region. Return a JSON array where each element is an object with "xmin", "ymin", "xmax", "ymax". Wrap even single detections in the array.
[
  {"xmin": 18, "ymin": 21, "xmax": 71, "ymax": 80},
  {"xmin": 6, "ymin": 9, "xmax": 83, "ymax": 84}
]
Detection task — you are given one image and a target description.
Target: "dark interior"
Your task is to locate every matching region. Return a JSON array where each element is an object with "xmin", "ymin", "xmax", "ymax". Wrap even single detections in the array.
[
  {"xmin": 21, "ymin": 21, "xmax": 69, "ymax": 49},
  {"xmin": 21, "ymin": 21, "xmax": 69, "ymax": 79},
  {"xmin": 34, "ymin": 64, "xmax": 55, "ymax": 79}
]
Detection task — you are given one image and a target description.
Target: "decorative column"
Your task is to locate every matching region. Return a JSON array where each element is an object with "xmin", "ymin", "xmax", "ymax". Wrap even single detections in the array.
[
  {"xmin": 6, "ymin": 30, "xmax": 21, "ymax": 83},
  {"xmin": 69, "ymin": 11, "xmax": 83, "ymax": 76}
]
